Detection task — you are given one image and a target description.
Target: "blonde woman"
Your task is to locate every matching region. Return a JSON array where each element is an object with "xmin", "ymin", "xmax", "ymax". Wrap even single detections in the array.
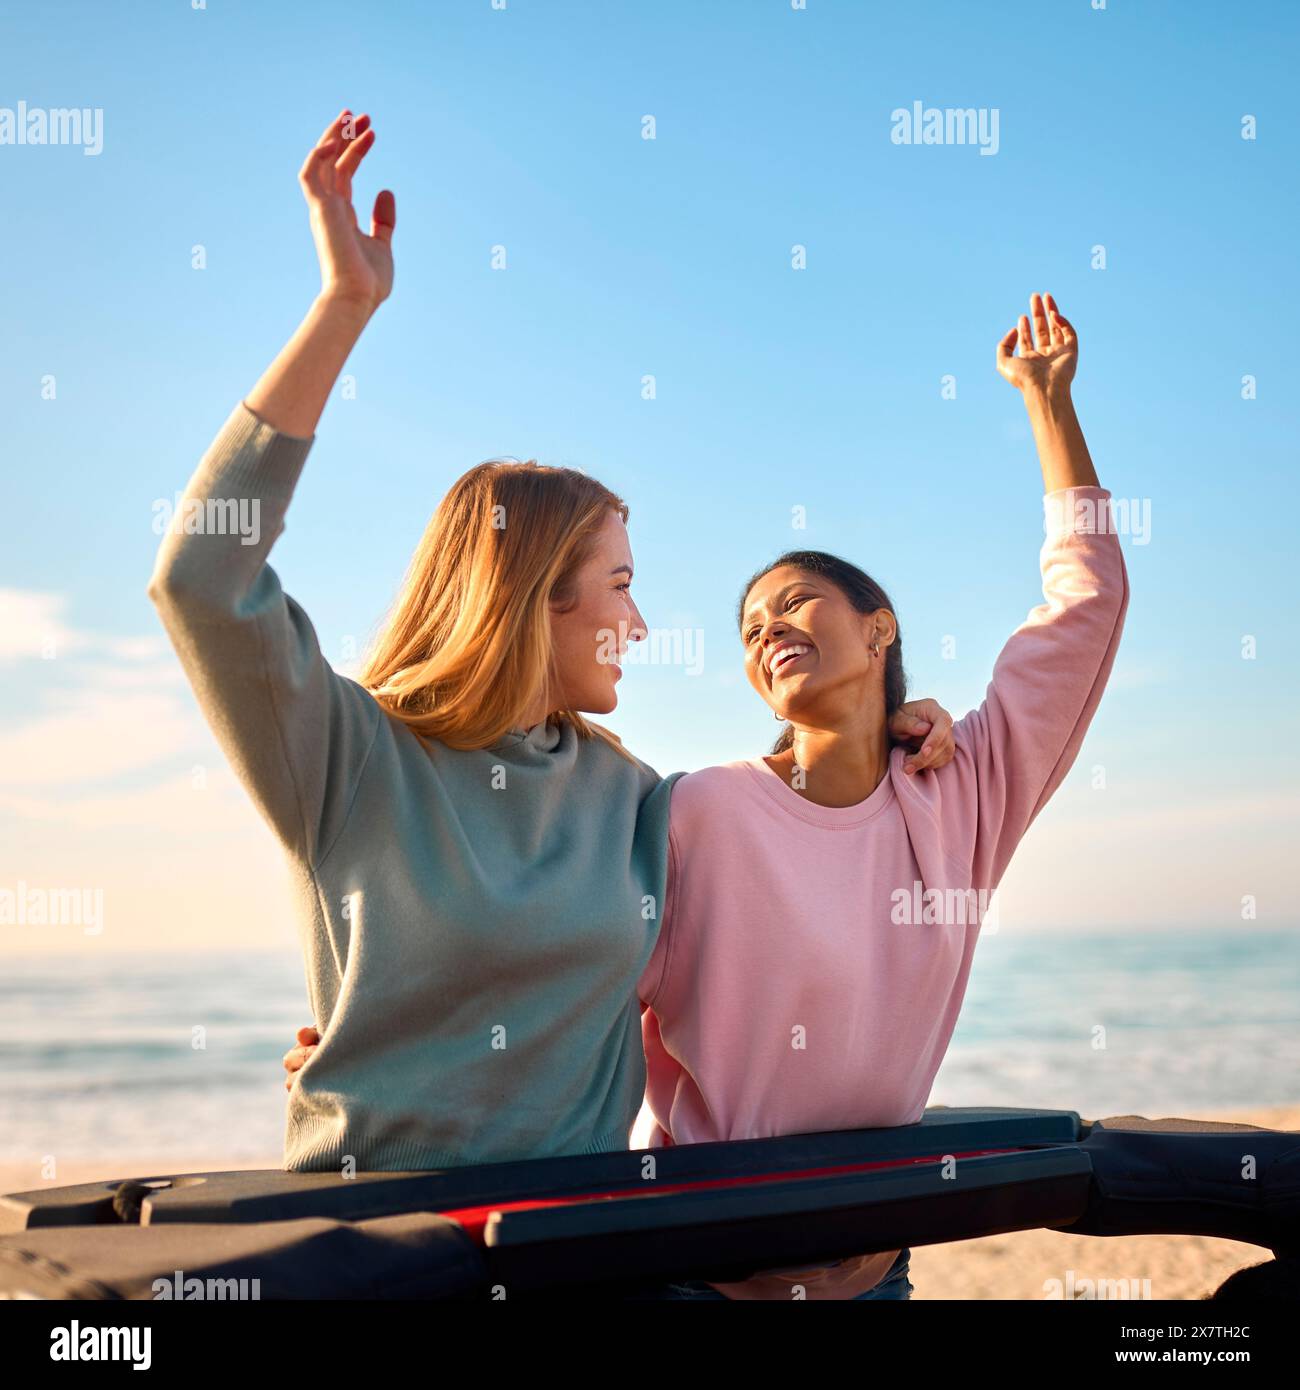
[{"xmin": 153, "ymin": 109, "xmax": 951, "ymax": 1175}]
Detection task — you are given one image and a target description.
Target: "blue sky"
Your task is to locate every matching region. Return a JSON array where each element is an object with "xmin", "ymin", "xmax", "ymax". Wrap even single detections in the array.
[{"xmin": 2, "ymin": 0, "xmax": 1297, "ymax": 948}]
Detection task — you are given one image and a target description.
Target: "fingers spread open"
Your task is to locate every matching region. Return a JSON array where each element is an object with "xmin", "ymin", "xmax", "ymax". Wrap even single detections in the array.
[
  {"xmin": 1042, "ymin": 292, "xmax": 1061, "ymax": 347},
  {"xmin": 1030, "ymin": 293, "xmax": 1050, "ymax": 351},
  {"xmin": 300, "ymin": 112, "xmax": 370, "ymax": 197},
  {"xmin": 335, "ymin": 124, "xmax": 375, "ymax": 180},
  {"xmin": 299, "ymin": 137, "xmax": 343, "ymax": 196},
  {"xmin": 315, "ymin": 108, "xmax": 351, "ymax": 145}
]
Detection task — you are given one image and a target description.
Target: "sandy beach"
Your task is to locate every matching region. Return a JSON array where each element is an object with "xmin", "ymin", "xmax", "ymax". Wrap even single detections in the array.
[
  {"xmin": 907, "ymin": 1104, "xmax": 1300, "ymax": 1301},
  {"xmin": 3, "ymin": 1103, "xmax": 1294, "ymax": 1300}
]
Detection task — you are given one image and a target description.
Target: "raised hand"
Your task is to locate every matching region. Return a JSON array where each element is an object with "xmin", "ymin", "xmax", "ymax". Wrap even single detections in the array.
[
  {"xmin": 996, "ymin": 292, "xmax": 1077, "ymax": 396},
  {"xmin": 298, "ymin": 108, "xmax": 396, "ymax": 313}
]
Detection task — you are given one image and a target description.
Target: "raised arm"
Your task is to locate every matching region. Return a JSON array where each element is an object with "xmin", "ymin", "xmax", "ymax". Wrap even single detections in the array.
[
  {"xmin": 996, "ymin": 291, "xmax": 1097, "ymax": 493},
  {"xmin": 245, "ymin": 108, "xmax": 395, "ymax": 435},
  {"xmin": 951, "ymin": 295, "xmax": 1129, "ymax": 892},
  {"xmin": 147, "ymin": 109, "xmax": 397, "ymax": 865}
]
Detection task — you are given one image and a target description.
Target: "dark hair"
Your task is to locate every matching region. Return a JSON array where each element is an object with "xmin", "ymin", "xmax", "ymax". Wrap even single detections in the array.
[{"xmin": 737, "ymin": 550, "xmax": 908, "ymax": 755}]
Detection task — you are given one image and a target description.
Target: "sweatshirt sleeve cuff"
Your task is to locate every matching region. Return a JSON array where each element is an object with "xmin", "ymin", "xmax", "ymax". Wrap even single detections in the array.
[
  {"xmin": 192, "ymin": 401, "xmax": 316, "ymax": 501},
  {"xmin": 1043, "ymin": 485, "xmax": 1114, "ymax": 538}
]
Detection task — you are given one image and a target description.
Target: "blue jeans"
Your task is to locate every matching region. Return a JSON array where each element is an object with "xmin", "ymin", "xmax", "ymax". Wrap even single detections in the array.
[{"xmin": 650, "ymin": 1247, "xmax": 914, "ymax": 1300}]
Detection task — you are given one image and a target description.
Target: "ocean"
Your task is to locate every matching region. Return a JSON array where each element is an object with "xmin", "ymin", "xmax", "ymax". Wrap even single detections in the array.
[{"xmin": 2, "ymin": 926, "xmax": 1297, "ymax": 1169}]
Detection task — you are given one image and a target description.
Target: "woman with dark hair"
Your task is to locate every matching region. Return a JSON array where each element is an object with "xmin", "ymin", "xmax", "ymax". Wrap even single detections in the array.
[
  {"xmin": 748, "ymin": 550, "xmax": 910, "ymax": 760},
  {"xmin": 636, "ymin": 293, "xmax": 1130, "ymax": 1298}
]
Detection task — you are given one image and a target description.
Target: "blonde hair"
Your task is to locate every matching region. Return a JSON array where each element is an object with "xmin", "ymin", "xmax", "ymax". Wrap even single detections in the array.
[{"xmin": 359, "ymin": 458, "xmax": 634, "ymax": 756}]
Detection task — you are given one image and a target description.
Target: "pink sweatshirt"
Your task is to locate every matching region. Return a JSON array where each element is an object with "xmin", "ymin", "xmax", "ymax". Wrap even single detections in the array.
[{"xmin": 637, "ymin": 485, "xmax": 1130, "ymax": 1299}]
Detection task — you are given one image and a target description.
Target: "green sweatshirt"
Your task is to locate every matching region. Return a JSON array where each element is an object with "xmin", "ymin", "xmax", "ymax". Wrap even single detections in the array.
[{"xmin": 147, "ymin": 402, "xmax": 676, "ymax": 1172}]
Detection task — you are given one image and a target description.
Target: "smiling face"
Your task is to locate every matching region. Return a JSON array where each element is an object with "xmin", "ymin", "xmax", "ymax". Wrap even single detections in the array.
[
  {"xmin": 740, "ymin": 563, "xmax": 895, "ymax": 726},
  {"xmin": 548, "ymin": 508, "xmax": 646, "ymax": 715}
]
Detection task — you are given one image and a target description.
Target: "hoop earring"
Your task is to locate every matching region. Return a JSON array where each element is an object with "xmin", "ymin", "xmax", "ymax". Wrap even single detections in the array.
[{"xmin": 774, "ymin": 710, "xmax": 784, "ymax": 721}]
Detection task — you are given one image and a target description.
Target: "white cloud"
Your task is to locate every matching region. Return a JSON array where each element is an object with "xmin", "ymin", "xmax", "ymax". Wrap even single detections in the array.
[
  {"xmin": 0, "ymin": 687, "xmax": 198, "ymax": 788},
  {"xmin": 0, "ymin": 589, "xmax": 83, "ymax": 663},
  {"xmin": 0, "ymin": 769, "xmax": 254, "ymax": 830},
  {"xmin": 0, "ymin": 591, "xmax": 210, "ymax": 790}
]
